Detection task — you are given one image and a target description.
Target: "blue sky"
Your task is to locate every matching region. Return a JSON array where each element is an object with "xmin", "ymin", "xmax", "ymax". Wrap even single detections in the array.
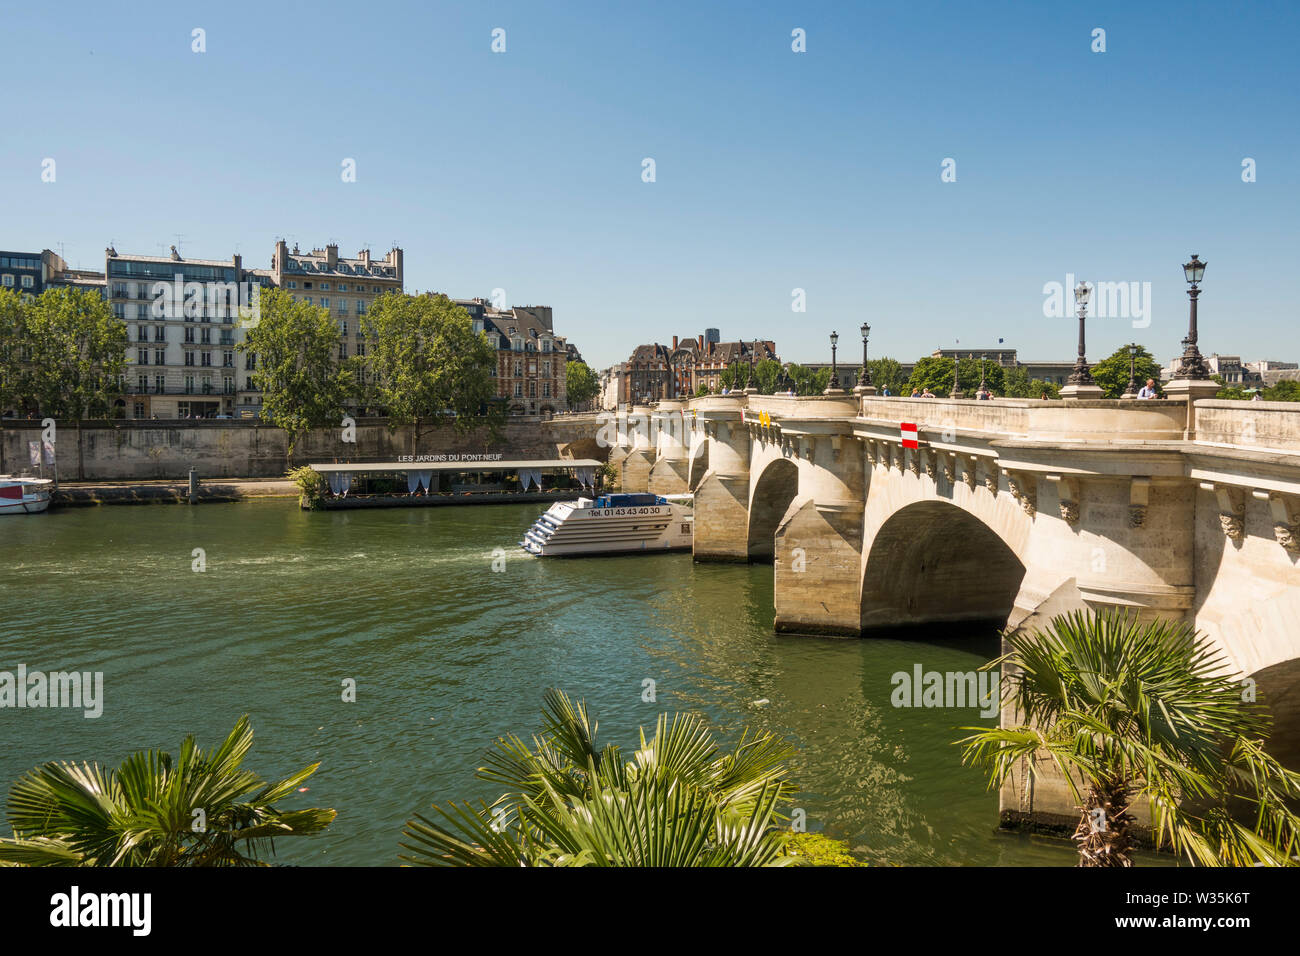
[{"xmin": 3, "ymin": 0, "xmax": 1297, "ymax": 369}]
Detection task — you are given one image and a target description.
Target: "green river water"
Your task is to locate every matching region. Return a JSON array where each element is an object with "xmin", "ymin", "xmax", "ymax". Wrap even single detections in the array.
[{"xmin": 0, "ymin": 499, "xmax": 1080, "ymax": 865}]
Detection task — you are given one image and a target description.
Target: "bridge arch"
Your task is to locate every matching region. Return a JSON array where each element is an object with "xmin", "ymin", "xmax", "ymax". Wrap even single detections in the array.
[
  {"xmin": 748, "ymin": 457, "xmax": 799, "ymax": 561},
  {"xmin": 860, "ymin": 499, "xmax": 1027, "ymax": 632}
]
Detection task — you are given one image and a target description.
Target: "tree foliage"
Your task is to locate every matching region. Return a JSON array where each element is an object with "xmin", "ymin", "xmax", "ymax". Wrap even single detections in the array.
[
  {"xmin": 1091, "ymin": 344, "xmax": 1163, "ymax": 399},
  {"xmin": 565, "ymin": 360, "xmax": 600, "ymax": 408},
  {"xmin": 238, "ymin": 286, "xmax": 349, "ymax": 456},
  {"xmin": 362, "ymin": 293, "xmax": 499, "ymax": 439},
  {"xmin": 0, "ymin": 287, "xmax": 127, "ymax": 420},
  {"xmin": 400, "ymin": 689, "xmax": 805, "ymax": 867},
  {"xmin": 960, "ymin": 610, "xmax": 1300, "ymax": 867},
  {"xmin": 0, "ymin": 716, "xmax": 334, "ymax": 867}
]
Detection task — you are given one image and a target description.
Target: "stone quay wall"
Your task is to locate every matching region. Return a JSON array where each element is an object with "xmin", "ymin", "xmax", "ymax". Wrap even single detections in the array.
[{"xmin": 0, "ymin": 415, "xmax": 606, "ymax": 481}]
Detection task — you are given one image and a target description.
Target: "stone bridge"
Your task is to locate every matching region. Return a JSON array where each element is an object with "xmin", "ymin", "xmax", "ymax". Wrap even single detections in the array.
[{"xmin": 607, "ymin": 393, "xmax": 1300, "ymax": 827}]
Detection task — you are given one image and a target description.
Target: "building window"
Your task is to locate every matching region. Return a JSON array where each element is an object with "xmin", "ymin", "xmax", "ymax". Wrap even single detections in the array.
[
  {"xmin": 184, "ymin": 328, "xmax": 195, "ymax": 344},
  {"xmin": 321, "ymin": 298, "xmax": 330, "ymax": 308},
  {"xmin": 154, "ymin": 375, "xmax": 165, "ymax": 394},
  {"xmin": 543, "ymin": 383, "xmax": 551, "ymax": 398},
  {"xmin": 185, "ymin": 374, "xmax": 194, "ymax": 393},
  {"xmin": 137, "ymin": 349, "xmax": 149, "ymax": 366},
  {"xmin": 21, "ymin": 275, "xmax": 33, "ymax": 288},
  {"xmin": 154, "ymin": 349, "xmax": 166, "ymax": 366},
  {"xmin": 341, "ymin": 320, "xmax": 348, "ymax": 336},
  {"xmin": 137, "ymin": 326, "xmax": 148, "ymax": 342},
  {"xmin": 2, "ymin": 274, "xmax": 15, "ymax": 287},
  {"xmin": 338, "ymin": 342, "xmax": 347, "ymax": 359},
  {"xmin": 201, "ymin": 328, "xmax": 211, "ymax": 344},
  {"xmin": 356, "ymin": 341, "xmax": 365, "ymax": 356},
  {"xmin": 185, "ymin": 351, "xmax": 195, "ymax": 366},
  {"xmin": 320, "ymin": 282, "xmax": 330, "ymax": 291},
  {"xmin": 133, "ymin": 401, "xmax": 145, "ymax": 418},
  {"xmin": 514, "ymin": 383, "xmax": 522, "ymax": 397},
  {"xmin": 288, "ymin": 280, "xmax": 297, "ymax": 289},
  {"xmin": 201, "ymin": 352, "xmax": 212, "ymax": 367},
  {"xmin": 223, "ymin": 351, "xmax": 234, "ymax": 368},
  {"xmin": 245, "ymin": 353, "xmax": 256, "ymax": 370}
]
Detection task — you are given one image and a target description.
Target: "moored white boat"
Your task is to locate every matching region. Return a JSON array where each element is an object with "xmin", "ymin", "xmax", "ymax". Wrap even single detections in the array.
[
  {"xmin": 521, "ymin": 492, "xmax": 692, "ymax": 556},
  {"xmin": 0, "ymin": 477, "xmax": 53, "ymax": 515}
]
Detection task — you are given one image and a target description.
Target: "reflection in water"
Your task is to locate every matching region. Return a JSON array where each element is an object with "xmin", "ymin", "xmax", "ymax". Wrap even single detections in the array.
[{"xmin": 0, "ymin": 500, "xmax": 1079, "ymax": 865}]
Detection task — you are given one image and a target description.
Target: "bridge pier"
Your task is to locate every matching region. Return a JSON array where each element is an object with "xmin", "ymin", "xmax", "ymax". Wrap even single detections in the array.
[
  {"xmin": 772, "ymin": 428, "xmax": 866, "ymax": 636},
  {"xmin": 648, "ymin": 400, "xmax": 690, "ymax": 495},
  {"xmin": 692, "ymin": 398, "xmax": 749, "ymax": 561}
]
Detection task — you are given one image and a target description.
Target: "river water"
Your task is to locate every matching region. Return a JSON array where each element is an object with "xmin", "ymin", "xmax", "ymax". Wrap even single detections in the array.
[{"xmin": 0, "ymin": 499, "xmax": 1078, "ymax": 865}]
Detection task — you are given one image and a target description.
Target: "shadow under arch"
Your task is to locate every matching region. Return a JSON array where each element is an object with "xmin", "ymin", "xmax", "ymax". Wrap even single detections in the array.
[
  {"xmin": 861, "ymin": 499, "xmax": 1026, "ymax": 633},
  {"xmin": 687, "ymin": 439, "xmax": 709, "ymax": 492},
  {"xmin": 748, "ymin": 457, "xmax": 799, "ymax": 561},
  {"xmin": 1247, "ymin": 657, "xmax": 1300, "ymax": 771}
]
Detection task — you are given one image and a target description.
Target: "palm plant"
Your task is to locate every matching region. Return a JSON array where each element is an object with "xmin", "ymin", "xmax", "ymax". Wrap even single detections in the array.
[
  {"xmin": 400, "ymin": 689, "xmax": 801, "ymax": 866},
  {"xmin": 0, "ymin": 716, "xmax": 335, "ymax": 866},
  {"xmin": 960, "ymin": 610, "xmax": 1300, "ymax": 866}
]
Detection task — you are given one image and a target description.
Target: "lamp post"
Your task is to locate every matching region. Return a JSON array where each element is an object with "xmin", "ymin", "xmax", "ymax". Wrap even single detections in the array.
[
  {"xmin": 1121, "ymin": 343, "xmax": 1140, "ymax": 399},
  {"xmin": 1178, "ymin": 254, "xmax": 1209, "ymax": 380},
  {"xmin": 1164, "ymin": 253, "xmax": 1219, "ymax": 404},
  {"xmin": 1060, "ymin": 280, "xmax": 1103, "ymax": 399},
  {"xmin": 824, "ymin": 330, "xmax": 847, "ymax": 394},
  {"xmin": 744, "ymin": 342, "xmax": 757, "ymax": 394},
  {"xmin": 949, "ymin": 346, "xmax": 963, "ymax": 399},
  {"xmin": 979, "ymin": 358, "xmax": 988, "ymax": 396},
  {"xmin": 854, "ymin": 322, "xmax": 875, "ymax": 395}
]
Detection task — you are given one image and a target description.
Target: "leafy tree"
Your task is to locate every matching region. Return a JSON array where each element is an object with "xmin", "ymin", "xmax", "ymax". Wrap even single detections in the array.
[
  {"xmin": 754, "ymin": 358, "xmax": 781, "ymax": 394},
  {"xmin": 0, "ymin": 287, "xmax": 28, "ymax": 416},
  {"xmin": 238, "ymin": 286, "xmax": 349, "ymax": 459},
  {"xmin": 22, "ymin": 288, "xmax": 128, "ymax": 478},
  {"xmin": 362, "ymin": 293, "xmax": 500, "ymax": 451},
  {"xmin": 1091, "ymin": 344, "xmax": 1163, "ymax": 399},
  {"xmin": 784, "ymin": 364, "xmax": 831, "ymax": 396},
  {"xmin": 1264, "ymin": 380, "xmax": 1300, "ymax": 402},
  {"xmin": 961, "ymin": 610, "xmax": 1300, "ymax": 867},
  {"xmin": 908, "ymin": 356, "xmax": 1005, "ymax": 397},
  {"xmin": 866, "ymin": 357, "xmax": 905, "ymax": 395},
  {"xmin": 400, "ymin": 689, "xmax": 803, "ymax": 867},
  {"xmin": 1001, "ymin": 365, "xmax": 1061, "ymax": 399},
  {"xmin": 718, "ymin": 361, "xmax": 748, "ymax": 392},
  {"xmin": 565, "ymin": 360, "xmax": 600, "ymax": 409},
  {"xmin": 694, "ymin": 383, "xmax": 710, "ymax": 397},
  {"xmin": 0, "ymin": 716, "xmax": 334, "ymax": 867}
]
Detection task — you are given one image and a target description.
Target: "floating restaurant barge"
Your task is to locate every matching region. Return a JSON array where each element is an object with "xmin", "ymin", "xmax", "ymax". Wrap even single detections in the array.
[
  {"xmin": 306, "ymin": 459, "xmax": 603, "ymax": 510},
  {"xmin": 521, "ymin": 493, "xmax": 694, "ymax": 556}
]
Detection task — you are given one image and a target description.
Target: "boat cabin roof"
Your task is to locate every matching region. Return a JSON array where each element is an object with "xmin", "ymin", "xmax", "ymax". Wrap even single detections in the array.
[{"xmin": 310, "ymin": 459, "xmax": 602, "ymax": 473}]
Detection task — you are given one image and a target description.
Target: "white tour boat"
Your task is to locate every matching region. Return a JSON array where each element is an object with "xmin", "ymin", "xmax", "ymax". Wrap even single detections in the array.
[
  {"xmin": 0, "ymin": 477, "xmax": 53, "ymax": 515},
  {"xmin": 521, "ymin": 493, "xmax": 693, "ymax": 557}
]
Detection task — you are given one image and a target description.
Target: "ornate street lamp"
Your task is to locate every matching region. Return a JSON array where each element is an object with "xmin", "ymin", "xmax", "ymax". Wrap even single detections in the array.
[
  {"xmin": 949, "ymin": 345, "xmax": 963, "ymax": 399},
  {"xmin": 821, "ymin": 330, "xmax": 842, "ymax": 395},
  {"xmin": 1177, "ymin": 254, "xmax": 1210, "ymax": 380},
  {"xmin": 1061, "ymin": 280, "xmax": 1103, "ymax": 399},
  {"xmin": 1121, "ymin": 343, "xmax": 1140, "ymax": 399},
  {"xmin": 1068, "ymin": 281, "xmax": 1095, "ymax": 385},
  {"xmin": 854, "ymin": 322, "xmax": 875, "ymax": 395}
]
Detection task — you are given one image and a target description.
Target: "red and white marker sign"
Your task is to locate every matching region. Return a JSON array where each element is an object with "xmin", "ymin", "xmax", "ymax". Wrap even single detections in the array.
[{"xmin": 900, "ymin": 422, "xmax": 919, "ymax": 449}]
